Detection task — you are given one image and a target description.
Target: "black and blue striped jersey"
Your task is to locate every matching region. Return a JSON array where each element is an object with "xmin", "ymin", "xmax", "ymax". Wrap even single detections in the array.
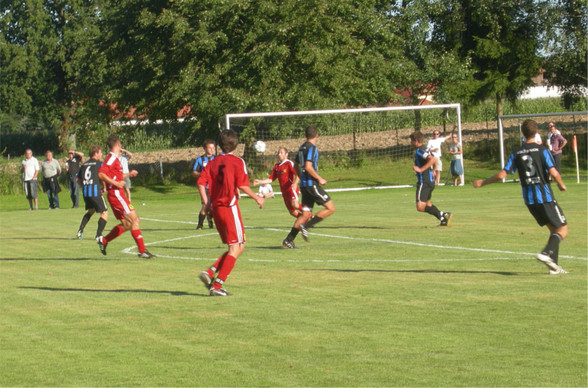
[
  {"xmin": 504, "ymin": 143, "xmax": 557, "ymax": 205},
  {"xmin": 295, "ymin": 141, "xmax": 319, "ymax": 188},
  {"xmin": 193, "ymin": 155, "xmax": 215, "ymax": 173},
  {"xmin": 414, "ymin": 145, "xmax": 434, "ymax": 185},
  {"xmin": 77, "ymin": 159, "xmax": 102, "ymax": 198}
]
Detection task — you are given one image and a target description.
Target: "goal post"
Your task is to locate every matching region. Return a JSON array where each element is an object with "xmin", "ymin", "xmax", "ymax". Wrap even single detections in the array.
[
  {"xmin": 220, "ymin": 103, "xmax": 464, "ymax": 187},
  {"xmin": 498, "ymin": 111, "xmax": 588, "ymax": 183}
]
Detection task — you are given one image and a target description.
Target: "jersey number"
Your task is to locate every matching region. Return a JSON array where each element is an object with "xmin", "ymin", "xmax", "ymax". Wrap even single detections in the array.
[
  {"xmin": 217, "ymin": 165, "xmax": 225, "ymax": 185},
  {"xmin": 83, "ymin": 166, "xmax": 94, "ymax": 185},
  {"xmin": 521, "ymin": 155, "xmax": 540, "ymax": 185}
]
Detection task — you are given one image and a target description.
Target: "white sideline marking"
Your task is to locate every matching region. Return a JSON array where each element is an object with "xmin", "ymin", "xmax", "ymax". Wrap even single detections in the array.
[{"xmin": 125, "ymin": 218, "xmax": 587, "ymax": 262}]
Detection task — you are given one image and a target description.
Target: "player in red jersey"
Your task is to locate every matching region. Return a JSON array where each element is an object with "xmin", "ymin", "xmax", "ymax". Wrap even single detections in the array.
[
  {"xmin": 197, "ymin": 130, "xmax": 264, "ymax": 296},
  {"xmin": 96, "ymin": 135, "xmax": 155, "ymax": 259},
  {"xmin": 253, "ymin": 147, "xmax": 302, "ymax": 218}
]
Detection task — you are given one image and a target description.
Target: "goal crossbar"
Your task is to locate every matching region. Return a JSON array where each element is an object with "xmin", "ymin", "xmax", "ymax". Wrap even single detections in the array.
[{"xmin": 223, "ymin": 103, "xmax": 462, "ymax": 131}]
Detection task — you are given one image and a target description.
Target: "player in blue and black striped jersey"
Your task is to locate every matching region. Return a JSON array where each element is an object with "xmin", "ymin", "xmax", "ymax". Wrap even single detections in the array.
[
  {"xmin": 282, "ymin": 125, "xmax": 335, "ymax": 248},
  {"xmin": 473, "ymin": 119, "xmax": 568, "ymax": 274},
  {"xmin": 76, "ymin": 145, "xmax": 109, "ymax": 241},
  {"xmin": 192, "ymin": 139, "xmax": 216, "ymax": 229},
  {"xmin": 410, "ymin": 131, "xmax": 452, "ymax": 226}
]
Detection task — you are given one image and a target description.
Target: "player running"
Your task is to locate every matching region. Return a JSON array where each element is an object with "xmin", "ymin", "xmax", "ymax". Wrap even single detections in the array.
[
  {"xmin": 410, "ymin": 131, "xmax": 452, "ymax": 226},
  {"xmin": 192, "ymin": 139, "xmax": 216, "ymax": 230},
  {"xmin": 197, "ymin": 130, "xmax": 264, "ymax": 296},
  {"xmin": 76, "ymin": 146, "xmax": 108, "ymax": 240},
  {"xmin": 473, "ymin": 119, "xmax": 568, "ymax": 274},
  {"xmin": 96, "ymin": 135, "xmax": 155, "ymax": 259},
  {"xmin": 253, "ymin": 147, "xmax": 302, "ymax": 218},
  {"xmin": 282, "ymin": 125, "xmax": 335, "ymax": 248}
]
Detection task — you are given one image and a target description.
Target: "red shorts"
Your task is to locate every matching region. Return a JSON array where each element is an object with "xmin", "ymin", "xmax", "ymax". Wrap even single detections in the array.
[
  {"xmin": 212, "ymin": 205, "xmax": 245, "ymax": 245},
  {"xmin": 282, "ymin": 185, "xmax": 300, "ymax": 213},
  {"xmin": 107, "ymin": 189, "xmax": 135, "ymax": 220}
]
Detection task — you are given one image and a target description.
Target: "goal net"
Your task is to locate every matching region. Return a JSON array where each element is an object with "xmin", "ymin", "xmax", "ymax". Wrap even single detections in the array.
[
  {"xmin": 498, "ymin": 111, "xmax": 587, "ymax": 181},
  {"xmin": 219, "ymin": 104, "xmax": 463, "ymax": 188}
]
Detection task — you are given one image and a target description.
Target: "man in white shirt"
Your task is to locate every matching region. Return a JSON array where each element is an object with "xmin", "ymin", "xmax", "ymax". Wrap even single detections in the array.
[
  {"xmin": 426, "ymin": 131, "xmax": 451, "ymax": 186},
  {"xmin": 21, "ymin": 149, "xmax": 40, "ymax": 210}
]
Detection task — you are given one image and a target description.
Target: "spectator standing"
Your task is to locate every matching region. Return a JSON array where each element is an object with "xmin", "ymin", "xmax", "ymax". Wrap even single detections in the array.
[
  {"xmin": 426, "ymin": 131, "xmax": 451, "ymax": 186},
  {"xmin": 21, "ymin": 149, "xmax": 40, "ymax": 210},
  {"xmin": 41, "ymin": 150, "xmax": 61, "ymax": 209},
  {"xmin": 65, "ymin": 149, "xmax": 84, "ymax": 208},
  {"xmin": 119, "ymin": 148, "xmax": 133, "ymax": 201},
  {"xmin": 448, "ymin": 133, "xmax": 464, "ymax": 186},
  {"xmin": 547, "ymin": 122, "xmax": 562, "ymax": 149},
  {"xmin": 548, "ymin": 123, "xmax": 567, "ymax": 173}
]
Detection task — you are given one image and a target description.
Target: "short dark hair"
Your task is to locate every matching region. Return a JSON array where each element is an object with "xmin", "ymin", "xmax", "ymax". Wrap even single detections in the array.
[
  {"xmin": 409, "ymin": 131, "xmax": 424, "ymax": 143},
  {"xmin": 89, "ymin": 145, "xmax": 102, "ymax": 158},
  {"xmin": 218, "ymin": 130, "xmax": 239, "ymax": 153},
  {"xmin": 106, "ymin": 135, "xmax": 120, "ymax": 150},
  {"xmin": 305, "ymin": 125, "xmax": 318, "ymax": 140},
  {"xmin": 521, "ymin": 119, "xmax": 538, "ymax": 139},
  {"xmin": 202, "ymin": 139, "xmax": 215, "ymax": 150}
]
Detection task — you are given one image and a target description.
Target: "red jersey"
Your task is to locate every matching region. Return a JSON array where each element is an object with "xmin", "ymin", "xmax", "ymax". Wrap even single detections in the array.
[
  {"xmin": 269, "ymin": 159, "xmax": 297, "ymax": 191},
  {"xmin": 197, "ymin": 153, "xmax": 250, "ymax": 207},
  {"xmin": 99, "ymin": 152, "xmax": 125, "ymax": 194}
]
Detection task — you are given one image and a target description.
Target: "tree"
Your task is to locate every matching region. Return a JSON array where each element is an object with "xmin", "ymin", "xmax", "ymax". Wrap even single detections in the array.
[
  {"xmin": 99, "ymin": 0, "xmax": 408, "ymax": 137},
  {"xmin": 427, "ymin": 0, "xmax": 544, "ymax": 118},
  {"xmin": 542, "ymin": 0, "xmax": 587, "ymax": 109},
  {"xmin": 1, "ymin": 0, "xmax": 108, "ymax": 143}
]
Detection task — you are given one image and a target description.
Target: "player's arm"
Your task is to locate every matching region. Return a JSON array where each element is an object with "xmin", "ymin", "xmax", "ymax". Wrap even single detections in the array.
[
  {"xmin": 239, "ymin": 185, "xmax": 265, "ymax": 208},
  {"xmin": 123, "ymin": 170, "xmax": 138, "ymax": 179},
  {"xmin": 472, "ymin": 169, "xmax": 507, "ymax": 188},
  {"xmin": 197, "ymin": 184, "xmax": 209, "ymax": 207},
  {"xmin": 304, "ymin": 160, "xmax": 327, "ymax": 185},
  {"xmin": 549, "ymin": 167, "xmax": 567, "ymax": 192},
  {"xmin": 253, "ymin": 177, "xmax": 272, "ymax": 186},
  {"xmin": 98, "ymin": 172, "xmax": 125, "ymax": 188},
  {"xmin": 413, "ymin": 155, "xmax": 437, "ymax": 173}
]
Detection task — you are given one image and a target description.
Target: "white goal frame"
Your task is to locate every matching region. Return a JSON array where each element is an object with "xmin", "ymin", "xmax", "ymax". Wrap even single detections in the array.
[
  {"xmin": 221, "ymin": 103, "xmax": 464, "ymax": 182},
  {"xmin": 498, "ymin": 111, "xmax": 587, "ymax": 183}
]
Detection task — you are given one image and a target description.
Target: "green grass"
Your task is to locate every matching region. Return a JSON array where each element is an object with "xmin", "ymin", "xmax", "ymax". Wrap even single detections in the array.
[{"xmin": 0, "ymin": 180, "xmax": 586, "ymax": 386}]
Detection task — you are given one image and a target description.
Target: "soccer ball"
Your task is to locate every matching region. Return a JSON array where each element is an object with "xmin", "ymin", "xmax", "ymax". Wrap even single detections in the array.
[
  {"xmin": 254, "ymin": 140, "xmax": 266, "ymax": 153},
  {"xmin": 258, "ymin": 183, "xmax": 274, "ymax": 198}
]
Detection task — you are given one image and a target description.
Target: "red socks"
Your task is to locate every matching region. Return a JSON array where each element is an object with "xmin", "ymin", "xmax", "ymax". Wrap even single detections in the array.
[
  {"xmin": 213, "ymin": 255, "xmax": 237, "ymax": 290},
  {"xmin": 104, "ymin": 225, "xmax": 125, "ymax": 244},
  {"xmin": 131, "ymin": 229, "xmax": 146, "ymax": 254}
]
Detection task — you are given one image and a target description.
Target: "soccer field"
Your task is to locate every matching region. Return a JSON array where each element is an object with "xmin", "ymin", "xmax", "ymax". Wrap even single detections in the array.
[{"xmin": 1, "ymin": 182, "xmax": 586, "ymax": 387}]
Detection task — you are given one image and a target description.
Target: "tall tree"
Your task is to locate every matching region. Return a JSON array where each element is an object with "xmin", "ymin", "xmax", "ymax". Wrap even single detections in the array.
[
  {"xmin": 0, "ymin": 0, "xmax": 107, "ymax": 136},
  {"xmin": 428, "ymin": 0, "xmax": 544, "ymax": 117},
  {"xmin": 99, "ymin": 0, "xmax": 407, "ymax": 135},
  {"xmin": 542, "ymin": 0, "xmax": 587, "ymax": 108}
]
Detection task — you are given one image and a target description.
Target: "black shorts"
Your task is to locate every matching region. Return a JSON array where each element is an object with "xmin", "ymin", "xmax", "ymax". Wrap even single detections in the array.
[
  {"xmin": 415, "ymin": 182, "xmax": 434, "ymax": 203},
  {"xmin": 527, "ymin": 202, "xmax": 567, "ymax": 228},
  {"xmin": 300, "ymin": 184, "xmax": 331, "ymax": 211},
  {"xmin": 83, "ymin": 195, "xmax": 108, "ymax": 213}
]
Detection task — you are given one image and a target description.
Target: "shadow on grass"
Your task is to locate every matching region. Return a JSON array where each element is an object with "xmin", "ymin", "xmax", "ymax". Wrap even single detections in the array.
[
  {"xmin": 0, "ymin": 257, "xmax": 114, "ymax": 261},
  {"xmin": 20, "ymin": 286, "xmax": 207, "ymax": 297},
  {"xmin": 308, "ymin": 268, "xmax": 522, "ymax": 276},
  {"xmin": 1, "ymin": 237, "xmax": 77, "ymax": 241}
]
